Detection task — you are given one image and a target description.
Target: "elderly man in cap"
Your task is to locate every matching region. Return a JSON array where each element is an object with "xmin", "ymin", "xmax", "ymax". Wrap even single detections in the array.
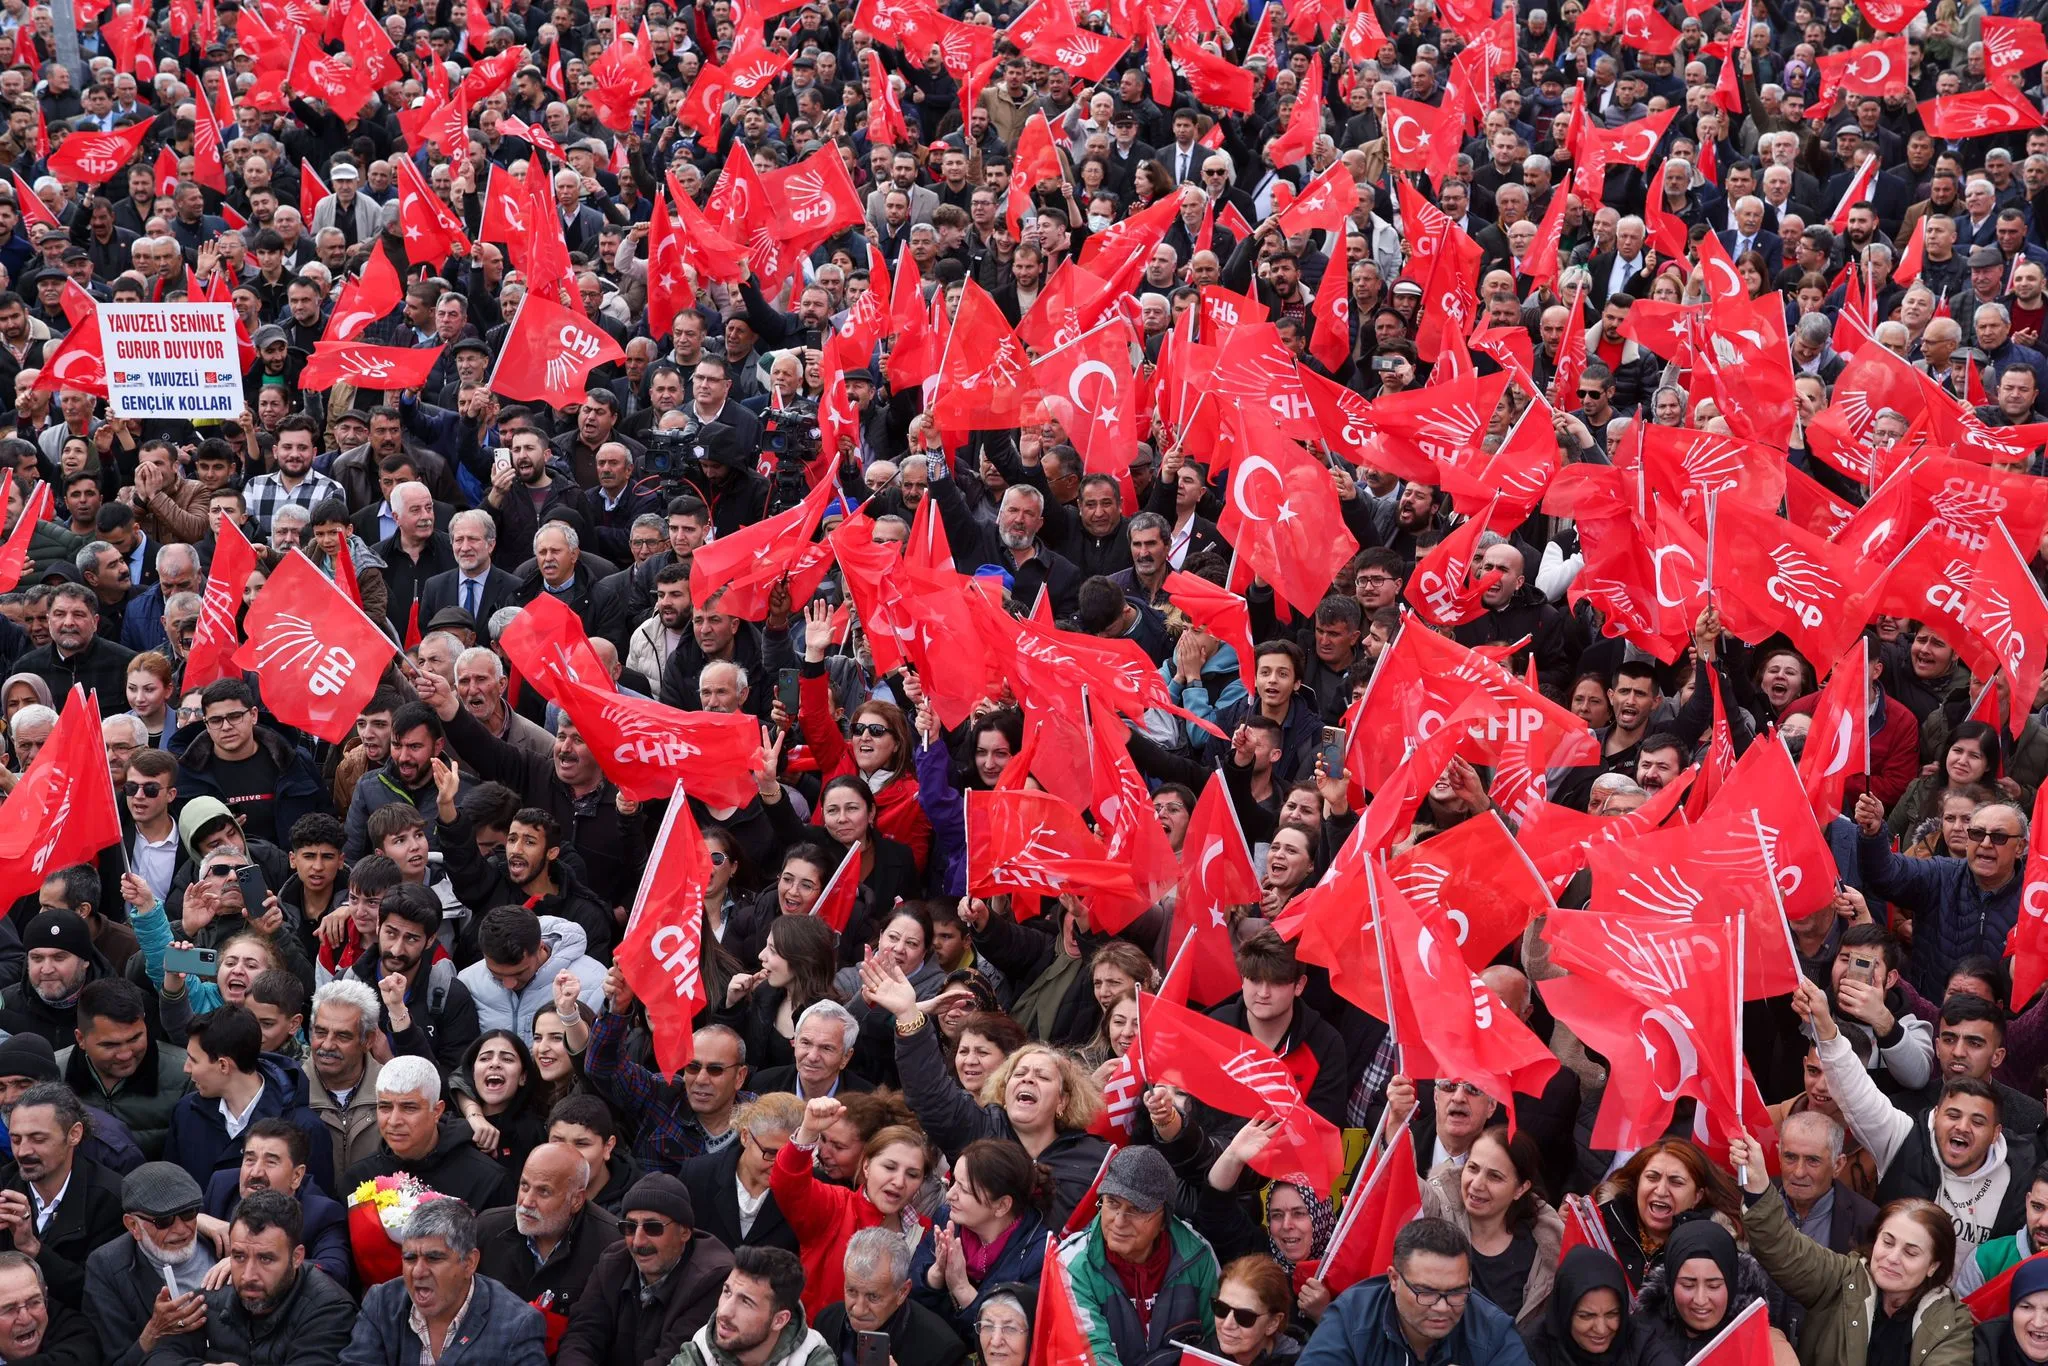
[
  {"xmin": 83, "ymin": 1160, "xmax": 215, "ymax": 1366},
  {"xmin": 557, "ymin": 1173, "xmax": 735, "ymax": 1366},
  {"xmin": 476, "ymin": 1141, "xmax": 620, "ymax": 1309},
  {"xmin": 1058, "ymin": 1144, "xmax": 1218, "ymax": 1366},
  {"xmin": 310, "ymin": 162, "xmax": 379, "ymax": 240},
  {"xmin": 0, "ymin": 910, "xmax": 111, "ymax": 1048},
  {"xmin": 140, "ymin": 1187, "xmax": 356, "ymax": 1366},
  {"xmin": 340, "ymin": 1198, "xmax": 547, "ymax": 1366}
]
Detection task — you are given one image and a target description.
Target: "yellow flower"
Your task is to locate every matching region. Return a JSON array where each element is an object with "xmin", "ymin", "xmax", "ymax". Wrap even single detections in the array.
[{"xmin": 350, "ymin": 1180, "xmax": 378, "ymax": 1204}]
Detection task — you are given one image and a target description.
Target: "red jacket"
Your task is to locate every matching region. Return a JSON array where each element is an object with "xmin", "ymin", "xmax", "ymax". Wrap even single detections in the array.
[
  {"xmin": 798, "ymin": 671, "xmax": 933, "ymax": 872},
  {"xmin": 1780, "ymin": 690, "xmax": 1921, "ymax": 809},
  {"xmin": 768, "ymin": 1139, "xmax": 928, "ymax": 1317}
]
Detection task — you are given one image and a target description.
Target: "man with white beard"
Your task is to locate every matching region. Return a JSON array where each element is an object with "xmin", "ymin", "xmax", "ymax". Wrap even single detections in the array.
[{"xmin": 84, "ymin": 1161, "xmax": 216, "ymax": 1366}]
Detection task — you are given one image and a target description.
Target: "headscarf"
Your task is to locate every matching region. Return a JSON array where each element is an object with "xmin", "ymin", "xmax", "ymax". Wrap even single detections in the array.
[
  {"xmin": 1663, "ymin": 1219, "xmax": 1742, "ymax": 1337},
  {"xmin": 1265, "ymin": 1174, "xmax": 1337, "ymax": 1277},
  {"xmin": 1531, "ymin": 1247, "xmax": 1641, "ymax": 1366},
  {"xmin": 1992, "ymin": 1256, "xmax": 2048, "ymax": 1366}
]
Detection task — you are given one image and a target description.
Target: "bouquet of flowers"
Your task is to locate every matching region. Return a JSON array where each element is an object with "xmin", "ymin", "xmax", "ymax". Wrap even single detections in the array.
[{"xmin": 347, "ymin": 1175, "xmax": 445, "ymax": 1285}]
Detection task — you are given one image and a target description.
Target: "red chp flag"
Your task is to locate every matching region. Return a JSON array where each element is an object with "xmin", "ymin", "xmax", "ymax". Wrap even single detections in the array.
[
  {"xmin": 0, "ymin": 686, "xmax": 122, "ymax": 906},
  {"xmin": 1963, "ymin": 522, "xmax": 2048, "ymax": 735},
  {"xmin": 930, "ymin": 281, "xmax": 1033, "ymax": 432},
  {"xmin": 1405, "ymin": 504, "xmax": 1505, "ymax": 626},
  {"xmin": 615, "ymin": 785, "xmax": 713, "ymax": 1073},
  {"xmin": 0, "ymin": 482, "xmax": 50, "ymax": 595},
  {"xmin": 1707, "ymin": 500, "xmax": 1873, "ymax": 668},
  {"xmin": 2007, "ymin": 784, "xmax": 2048, "ymax": 1009},
  {"xmin": 965, "ymin": 787, "xmax": 1140, "ymax": 905},
  {"xmin": 551, "ymin": 672, "xmax": 766, "ymax": 807},
  {"xmin": 1314, "ymin": 1123, "xmax": 1424, "ymax": 1294},
  {"xmin": 300, "ymin": 340, "xmax": 445, "ymax": 392},
  {"xmin": 1162, "ymin": 570, "xmax": 1257, "ymax": 698},
  {"xmin": 489, "ymin": 291, "xmax": 626, "ymax": 406},
  {"xmin": 46, "ymin": 120, "xmax": 153, "ymax": 185},
  {"xmin": 184, "ymin": 513, "xmax": 259, "ymax": 689},
  {"xmin": 1133, "ymin": 989, "xmax": 1344, "ymax": 1191},
  {"xmin": 232, "ymin": 550, "xmax": 396, "ymax": 743}
]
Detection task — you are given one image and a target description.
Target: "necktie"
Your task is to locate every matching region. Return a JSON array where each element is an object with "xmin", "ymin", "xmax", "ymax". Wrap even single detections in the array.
[
  {"xmin": 462, "ymin": 579, "xmax": 478, "ymax": 617},
  {"xmin": 1737, "ymin": 236, "xmax": 1751, "ymax": 257}
]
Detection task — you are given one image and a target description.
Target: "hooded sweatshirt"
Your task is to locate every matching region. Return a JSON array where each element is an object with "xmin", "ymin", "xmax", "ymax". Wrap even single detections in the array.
[{"xmin": 456, "ymin": 915, "xmax": 608, "ymax": 1036}]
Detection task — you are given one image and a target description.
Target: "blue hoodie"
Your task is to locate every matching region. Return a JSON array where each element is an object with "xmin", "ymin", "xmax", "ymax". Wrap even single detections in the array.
[{"xmin": 163, "ymin": 1052, "xmax": 335, "ymax": 1197}]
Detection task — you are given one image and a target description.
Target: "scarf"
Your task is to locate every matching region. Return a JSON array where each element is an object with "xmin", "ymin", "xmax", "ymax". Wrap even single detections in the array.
[
  {"xmin": 1265, "ymin": 1175, "xmax": 1336, "ymax": 1277},
  {"xmin": 960, "ymin": 1220, "xmax": 1019, "ymax": 1282}
]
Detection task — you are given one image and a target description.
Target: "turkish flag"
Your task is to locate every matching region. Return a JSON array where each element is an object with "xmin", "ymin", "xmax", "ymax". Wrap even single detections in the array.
[
  {"xmin": 1826, "ymin": 152, "xmax": 1883, "ymax": 233},
  {"xmin": 668, "ymin": 171, "xmax": 752, "ymax": 290},
  {"xmin": 1309, "ymin": 259, "xmax": 1351, "ymax": 373},
  {"xmin": 677, "ymin": 60, "xmax": 728, "ymax": 139},
  {"xmin": 184, "ymin": 513, "xmax": 259, "ymax": 690},
  {"xmin": 233, "ymin": 551, "xmax": 397, "ymax": 743},
  {"xmin": 688, "ymin": 475, "xmax": 838, "ymax": 621},
  {"xmin": 300, "ymin": 340, "xmax": 444, "ymax": 393},
  {"xmin": 862, "ymin": 47, "xmax": 909, "ymax": 146},
  {"xmin": 393, "ymin": 153, "xmax": 470, "ymax": 264},
  {"xmin": 812, "ymin": 840, "xmax": 864, "ymax": 933},
  {"xmin": 37, "ymin": 319, "xmax": 114, "ymax": 399},
  {"xmin": 153, "ymin": 145, "xmax": 179, "ymax": 199},
  {"xmin": 643, "ymin": 191, "xmax": 692, "ymax": 333},
  {"xmin": 1166, "ymin": 770, "xmax": 1261, "ymax": 1007},
  {"xmin": 7, "ymin": 172, "xmax": 57, "ymax": 235},
  {"xmin": 479, "ymin": 162, "xmax": 531, "ymax": 243},
  {"xmin": 966, "ymin": 787, "xmax": 1139, "ymax": 906},
  {"xmin": 1032, "ymin": 319, "xmax": 1139, "ymax": 487},
  {"xmin": 1133, "ymin": 988, "xmax": 1343, "ymax": 1189},
  {"xmin": 1273, "ymin": 158, "xmax": 1355, "ymax": 237},
  {"xmin": 489, "ymin": 291, "xmax": 626, "ymax": 406},
  {"xmin": 1217, "ymin": 414, "xmax": 1359, "ymax": 617},
  {"xmin": 1268, "ymin": 52, "xmax": 1325, "ymax": 166},
  {"xmin": 887, "ymin": 247, "xmax": 939, "ymax": 388},
  {"xmin": 1029, "ymin": 1234, "xmax": 1097, "ymax": 1366},
  {"xmin": 1161, "ymin": 571, "xmax": 1256, "ymax": 698},
  {"xmin": 551, "ymin": 672, "xmax": 766, "ymax": 806},
  {"xmin": 1316, "ymin": 1124, "xmax": 1424, "ymax": 1294},
  {"xmin": 1382, "ymin": 94, "xmax": 1461, "ymax": 179},
  {"xmin": 0, "ymin": 482, "xmax": 50, "ymax": 595},
  {"xmin": 1405, "ymin": 504, "xmax": 1504, "ymax": 626},
  {"xmin": 46, "ymin": 120, "xmax": 153, "ymax": 186},
  {"xmin": 1964, "ymin": 521, "xmax": 2048, "ymax": 732},
  {"xmin": 930, "ymin": 281, "xmax": 1032, "ymax": 432},
  {"xmin": 1799, "ymin": 639, "xmax": 1873, "ymax": 823},
  {"xmin": 616, "ymin": 787, "xmax": 713, "ymax": 1074},
  {"xmin": 0, "ymin": 686, "xmax": 121, "ymax": 906}
]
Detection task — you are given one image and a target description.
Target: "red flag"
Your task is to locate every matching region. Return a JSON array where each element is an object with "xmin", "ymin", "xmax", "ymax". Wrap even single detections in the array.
[
  {"xmin": 811, "ymin": 840, "xmax": 864, "ymax": 933},
  {"xmin": 1031, "ymin": 1234, "xmax": 1100, "ymax": 1366},
  {"xmin": 1984, "ymin": 17, "xmax": 2048, "ymax": 83},
  {"xmin": 323, "ymin": 244, "xmax": 403, "ymax": 342},
  {"xmin": 965, "ymin": 787, "xmax": 1140, "ymax": 905},
  {"xmin": 1082, "ymin": 700, "xmax": 1180, "ymax": 929},
  {"xmin": 232, "ymin": 550, "xmax": 397, "ymax": 743},
  {"xmin": 1799, "ymin": 640, "xmax": 1872, "ymax": 823},
  {"xmin": 1405, "ymin": 506, "xmax": 1505, "ymax": 626},
  {"xmin": 184, "ymin": 514, "xmax": 259, "ymax": 690},
  {"xmin": 1007, "ymin": 111, "xmax": 1062, "ymax": 237},
  {"xmin": 1166, "ymin": 770, "xmax": 1261, "ymax": 1007},
  {"xmin": 1267, "ymin": 51, "xmax": 1324, "ymax": 166},
  {"xmin": 886, "ymin": 247, "xmax": 939, "ymax": 387},
  {"xmin": 1217, "ymin": 414, "xmax": 1360, "ymax": 617},
  {"xmin": 1316, "ymin": 1124, "xmax": 1424, "ymax": 1294},
  {"xmin": 1167, "ymin": 36, "xmax": 1256, "ymax": 112},
  {"xmin": 0, "ymin": 686, "xmax": 122, "ymax": 905},
  {"xmin": 479, "ymin": 161, "xmax": 531, "ymax": 243},
  {"xmin": 668, "ymin": 171, "xmax": 752, "ymax": 291},
  {"xmin": 1826, "ymin": 152, "xmax": 1882, "ymax": 233},
  {"xmin": 930, "ymin": 280, "xmax": 1032, "ymax": 432},
  {"xmin": 687, "ymin": 476, "xmax": 838, "ymax": 621},
  {"xmin": 863, "ymin": 47, "xmax": 909, "ymax": 146},
  {"xmin": 1966, "ymin": 522, "xmax": 2048, "ymax": 734},
  {"xmin": 46, "ymin": 120, "xmax": 153, "ymax": 185},
  {"xmin": 1134, "ymin": 989, "xmax": 1343, "ymax": 1189},
  {"xmin": 1032, "ymin": 320, "xmax": 1139, "ymax": 491},
  {"xmin": 1708, "ymin": 500, "xmax": 1873, "ymax": 667},
  {"xmin": 7, "ymin": 172, "xmax": 57, "ymax": 235},
  {"xmin": 586, "ymin": 35, "xmax": 655, "ymax": 129},
  {"xmin": 552, "ymin": 672, "xmax": 767, "ymax": 806},
  {"xmin": 392, "ymin": 152, "xmax": 470, "ymax": 263},
  {"xmin": 189, "ymin": 75, "xmax": 229, "ymax": 193},
  {"xmin": 1161, "ymin": 571, "xmax": 1256, "ymax": 698},
  {"xmin": 1691, "ymin": 1300, "xmax": 1772, "ymax": 1366},
  {"xmin": 1308, "ymin": 254, "xmax": 1351, "ymax": 372},
  {"xmin": 488, "ymin": 291, "xmax": 626, "ymax": 406},
  {"xmin": 1273, "ymin": 159, "xmax": 1356, "ymax": 238},
  {"xmin": 1968, "ymin": 1249, "xmax": 2048, "ymax": 1322},
  {"xmin": 1382, "ymin": 94, "xmax": 1461, "ymax": 179},
  {"xmin": 497, "ymin": 593, "xmax": 622, "ymax": 707},
  {"xmin": 152, "ymin": 145, "xmax": 179, "ymax": 198},
  {"xmin": 763, "ymin": 145, "xmax": 868, "ymax": 255},
  {"xmin": 299, "ymin": 340, "xmax": 444, "ymax": 392},
  {"xmin": 615, "ymin": 788, "xmax": 713, "ymax": 1073},
  {"xmin": 0, "ymin": 482, "xmax": 50, "ymax": 595},
  {"xmin": 2007, "ymin": 785, "xmax": 2048, "ymax": 1009},
  {"xmin": 1145, "ymin": 27, "xmax": 1172, "ymax": 106},
  {"xmin": 331, "ymin": 536, "xmax": 363, "ymax": 608}
]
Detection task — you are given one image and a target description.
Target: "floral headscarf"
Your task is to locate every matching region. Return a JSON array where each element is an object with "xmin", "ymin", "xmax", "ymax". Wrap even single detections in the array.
[{"xmin": 1265, "ymin": 1173, "xmax": 1337, "ymax": 1275}]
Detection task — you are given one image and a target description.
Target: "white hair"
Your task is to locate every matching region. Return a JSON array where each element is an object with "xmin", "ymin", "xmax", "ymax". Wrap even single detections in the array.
[
  {"xmin": 795, "ymin": 999, "xmax": 860, "ymax": 1052},
  {"xmin": 10, "ymin": 704, "xmax": 55, "ymax": 738},
  {"xmin": 311, "ymin": 978, "xmax": 382, "ymax": 1034},
  {"xmin": 455, "ymin": 646, "xmax": 503, "ymax": 680},
  {"xmin": 102, "ymin": 714, "xmax": 146, "ymax": 748},
  {"xmin": 377, "ymin": 1054, "xmax": 443, "ymax": 1103},
  {"xmin": 534, "ymin": 522, "xmax": 579, "ymax": 553},
  {"xmin": 449, "ymin": 508, "xmax": 496, "ymax": 543}
]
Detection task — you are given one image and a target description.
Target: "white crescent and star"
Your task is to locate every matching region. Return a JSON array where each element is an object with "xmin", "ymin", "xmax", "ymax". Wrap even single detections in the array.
[
  {"xmin": 1068, "ymin": 360, "xmax": 1116, "ymax": 417},
  {"xmin": 1642, "ymin": 1006, "xmax": 1700, "ymax": 1100},
  {"xmin": 1231, "ymin": 455, "xmax": 1283, "ymax": 522},
  {"xmin": 1650, "ymin": 544, "xmax": 1699, "ymax": 608},
  {"xmin": 1389, "ymin": 114, "xmax": 1423, "ymax": 156}
]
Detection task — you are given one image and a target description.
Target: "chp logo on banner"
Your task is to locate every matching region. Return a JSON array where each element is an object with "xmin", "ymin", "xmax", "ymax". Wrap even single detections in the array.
[
  {"xmin": 232, "ymin": 550, "xmax": 397, "ymax": 742},
  {"xmin": 615, "ymin": 782, "xmax": 714, "ymax": 1075},
  {"xmin": 97, "ymin": 303, "xmax": 245, "ymax": 418}
]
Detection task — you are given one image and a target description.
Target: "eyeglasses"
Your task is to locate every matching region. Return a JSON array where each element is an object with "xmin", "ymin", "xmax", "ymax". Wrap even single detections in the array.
[
  {"xmin": 1396, "ymin": 1272, "xmax": 1472, "ymax": 1307},
  {"xmin": 0, "ymin": 1295, "xmax": 42, "ymax": 1319},
  {"xmin": 1358, "ymin": 573, "xmax": 1397, "ymax": 587},
  {"xmin": 203, "ymin": 708, "xmax": 251, "ymax": 728},
  {"xmin": 850, "ymin": 722, "xmax": 891, "ymax": 739},
  {"xmin": 142, "ymin": 1207, "xmax": 199, "ymax": 1230},
  {"xmin": 203, "ymin": 862, "xmax": 242, "ymax": 879},
  {"xmin": 1437, "ymin": 1080, "xmax": 1487, "ymax": 1097},
  {"xmin": 681, "ymin": 1061, "xmax": 733, "ymax": 1077},
  {"xmin": 123, "ymin": 780, "xmax": 161, "ymax": 798},
  {"xmin": 620, "ymin": 1218, "xmax": 672, "ymax": 1237},
  {"xmin": 175, "ymin": 705, "xmax": 203, "ymax": 721},
  {"xmin": 1211, "ymin": 1300, "xmax": 1269, "ymax": 1328},
  {"xmin": 1967, "ymin": 827, "xmax": 2018, "ymax": 847}
]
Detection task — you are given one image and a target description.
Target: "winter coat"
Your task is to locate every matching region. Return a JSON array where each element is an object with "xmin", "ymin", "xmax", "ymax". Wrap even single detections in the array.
[
  {"xmin": 5, "ymin": 1302, "xmax": 97, "ymax": 1366},
  {"xmin": 345, "ymin": 947, "xmax": 481, "ymax": 1076},
  {"xmin": 797, "ymin": 665, "xmax": 932, "ymax": 871},
  {"xmin": 338, "ymin": 1272, "xmax": 548, "ymax": 1366},
  {"xmin": 1633, "ymin": 1248, "xmax": 1781, "ymax": 1363},
  {"xmin": 55, "ymin": 1036, "xmax": 189, "ymax": 1162},
  {"xmin": 1741, "ymin": 1188, "xmax": 1973, "ymax": 1366},
  {"xmin": 768, "ymin": 1140, "xmax": 930, "ymax": 1319},
  {"xmin": 555, "ymin": 1230, "xmax": 736, "ymax": 1366},
  {"xmin": 476, "ymin": 1203, "xmax": 621, "ymax": 1307},
  {"xmin": 455, "ymin": 914, "xmax": 607, "ymax": 1036},
  {"xmin": 1856, "ymin": 829, "xmax": 2022, "ymax": 1000},
  {"xmin": 1418, "ymin": 1162, "xmax": 1565, "ymax": 1327},
  {"xmin": 893, "ymin": 1014, "xmax": 1109, "ymax": 1229},
  {"xmin": 341, "ymin": 1114, "xmax": 515, "ymax": 1213},
  {"xmin": 140, "ymin": 1264, "xmax": 357, "ymax": 1366},
  {"xmin": 172, "ymin": 726, "xmax": 326, "ymax": 850},
  {"xmin": 910, "ymin": 1208, "xmax": 1046, "ymax": 1343},
  {"xmin": 814, "ymin": 1296, "xmax": 967, "ymax": 1366},
  {"xmin": 665, "ymin": 1314, "xmax": 835, "ymax": 1366},
  {"xmin": 86, "ymin": 1232, "xmax": 197, "ymax": 1366},
  {"xmin": 1060, "ymin": 1214, "xmax": 1219, "ymax": 1366},
  {"xmin": 0, "ymin": 940, "xmax": 114, "ymax": 1047},
  {"xmin": 200, "ymin": 1169, "xmax": 351, "ymax": 1286},
  {"xmin": 162, "ymin": 1053, "xmax": 333, "ymax": 1196},
  {"xmin": 439, "ymin": 810, "xmax": 619, "ymax": 963},
  {"xmin": 306, "ymin": 1055, "xmax": 384, "ymax": 1178},
  {"xmin": 0, "ymin": 1154, "xmax": 124, "ymax": 1308}
]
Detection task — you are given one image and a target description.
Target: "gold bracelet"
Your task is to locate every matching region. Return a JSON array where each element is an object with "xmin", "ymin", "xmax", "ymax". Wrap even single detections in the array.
[{"xmin": 895, "ymin": 1010, "xmax": 927, "ymax": 1037}]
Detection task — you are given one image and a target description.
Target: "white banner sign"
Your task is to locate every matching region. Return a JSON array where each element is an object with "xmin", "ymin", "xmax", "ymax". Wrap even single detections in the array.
[{"xmin": 97, "ymin": 303, "xmax": 244, "ymax": 419}]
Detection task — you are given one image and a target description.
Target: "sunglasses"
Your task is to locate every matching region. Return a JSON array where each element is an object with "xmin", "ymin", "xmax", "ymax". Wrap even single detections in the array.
[
  {"xmin": 708, "ymin": 851, "xmax": 729, "ymax": 866},
  {"xmin": 143, "ymin": 1207, "xmax": 200, "ymax": 1230},
  {"xmin": 850, "ymin": 722, "xmax": 892, "ymax": 739},
  {"xmin": 620, "ymin": 1218, "xmax": 671, "ymax": 1237},
  {"xmin": 123, "ymin": 780, "xmax": 161, "ymax": 798},
  {"xmin": 1967, "ymin": 827, "xmax": 2018, "ymax": 846},
  {"xmin": 204, "ymin": 863, "xmax": 242, "ymax": 879},
  {"xmin": 682, "ymin": 1061, "xmax": 733, "ymax": 1077},
  {"xmin": 1211, "ymin": 1300, "xmax": 1268, "ymax": 1328}
]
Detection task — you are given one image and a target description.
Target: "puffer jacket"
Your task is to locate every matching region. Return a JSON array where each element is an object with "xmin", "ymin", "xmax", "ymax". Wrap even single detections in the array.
[
  {"xmin": 1296, "ymin": 1275, "xmax": 1535, "ymax": 1366},
  {"xmin": 1741, "ymin": 1187, "xmax": 1973, "ymax": 1366},
  {"xmin": 1856, "ymin": 828, "xmax": 2022, "ymax": 998},
  {"xmin": 1418, "ymin": 1162, "xmax": 1564, "ymax": 1328},
  {"xmin": 140, "ymin": 1263, "xmax": 356, "ymax": 1366},
  {"xmin": 768, "ymin": 1140, "xmax": 930, "ymax": 1319},
  {"xmin": 1633, "ymin": 1246, "xmax": 1783, "ymax": 1363},
  {"xmin": 665, "ymin": 1312, "xmax": 834, "ymax": 1366},
  {"xmin": 455, "ymin": 914, "xmax": 607, "ymax": 1036},
  {"xmin": 1060, "ymin": 1214, "xmax": 1219, "ymax": 1366},
  {"xmin": 173, "ymin": 726, "xmax": 326, "ymax": 849}
]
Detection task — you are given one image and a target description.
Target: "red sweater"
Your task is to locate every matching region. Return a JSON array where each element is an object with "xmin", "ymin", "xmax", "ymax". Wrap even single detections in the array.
[
  {"xmin": 768, "ymin": 1140, "xmax": 928, "ymax": 1317},
  {"xmin": 1779, "ymin": 690, "xmax": 1921, "ymax": 809},
  {"xmin": 798, "ymin": 671, "xmax": 933, "ymax": 872}
]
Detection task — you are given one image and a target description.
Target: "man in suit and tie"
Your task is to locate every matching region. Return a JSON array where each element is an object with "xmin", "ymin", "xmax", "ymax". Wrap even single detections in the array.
[
  {"xmin": 553, "ymin": 168, "xmax": 610, "ymax": 258},
  {"xmin": 418, "ymin": 508, "xmax": 523, "ymax": 631},
  {"xmin": 1162, "ymin": 109, "xmax": 1206, "ymax": 185},
  {"xmin": 1587, "ymin": 213, "xmax": 1655, "ymax": 310},
  {"xmin": 677, "ymin": 1095, "xmax": 800, "ymax": 1255},
  {"xmin": 1717, "ymin": 195, "xmax": 1784, "ymax": 269}
]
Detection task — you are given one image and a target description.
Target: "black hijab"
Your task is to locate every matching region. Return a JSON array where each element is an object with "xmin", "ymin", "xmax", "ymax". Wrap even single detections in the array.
[{"xmin": 1529, "ymin": 1247, "xmax": 1672, "ymax": 1366}]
